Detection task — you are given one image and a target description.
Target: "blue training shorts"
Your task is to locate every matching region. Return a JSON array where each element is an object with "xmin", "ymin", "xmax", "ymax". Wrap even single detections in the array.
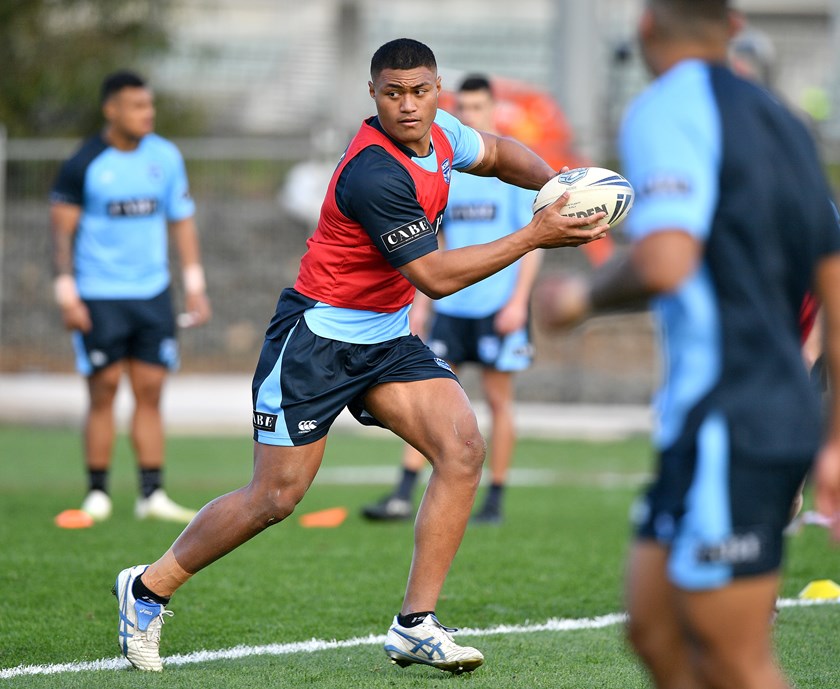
[
  {"xmin": 425, "ymin": 312, "xmax": 533, "ymax": 372},
  {"xmin": 72, "ymin": 287, "xmax": 178, "ymax": 375},
  {"xmin": 252, "ymin": 289, "xmax": 458, "ymax": 447},
  {"xmin": 634, "ymin": 409, "xmax": 810, "ymax": 590}
]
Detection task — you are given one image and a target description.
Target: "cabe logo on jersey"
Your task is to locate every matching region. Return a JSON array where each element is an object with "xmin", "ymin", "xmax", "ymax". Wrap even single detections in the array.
[
  {"xmin": 107, "ymin": 198, "xmax": 159, "ymax": 217},
  {"xmin": 381, "ymin": 217, "xmax": 435, "ymax": 252}
]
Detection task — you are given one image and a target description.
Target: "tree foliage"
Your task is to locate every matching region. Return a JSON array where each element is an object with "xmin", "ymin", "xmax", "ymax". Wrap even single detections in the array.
[{"xmin": 0, "ymin": 0, "xmax": 204, "ymax": 136}]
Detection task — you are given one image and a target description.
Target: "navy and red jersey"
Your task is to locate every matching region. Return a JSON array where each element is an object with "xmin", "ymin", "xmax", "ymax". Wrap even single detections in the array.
[{"xmin": 295, "ymin": 112, "xmax": 476, "ymax": 313}]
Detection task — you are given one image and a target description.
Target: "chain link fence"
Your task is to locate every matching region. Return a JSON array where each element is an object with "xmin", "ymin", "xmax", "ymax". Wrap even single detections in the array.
[
  {"xmin": 0, "ymin": 131, "xmax": 658, "ymax": 402},
  {"xmin": 4, "ymin": 0, "xmax": 838, "ymax": 402}
]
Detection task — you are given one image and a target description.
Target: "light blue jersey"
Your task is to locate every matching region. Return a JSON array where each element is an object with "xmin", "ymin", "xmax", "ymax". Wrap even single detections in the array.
[
  {"xmin": 51, "ymin": 133, "xmax": 195, "ymax": 299},
  {"xmin": 435, "ymin": 172, "xmax": 534, "ymax": 318},
  {"xmin": 620, "ymin": 60, "xmax": 722, "ymax": 452},
  {"xmin": 621, "ymin": 59, "xmax": 840, "ymax": 591}
]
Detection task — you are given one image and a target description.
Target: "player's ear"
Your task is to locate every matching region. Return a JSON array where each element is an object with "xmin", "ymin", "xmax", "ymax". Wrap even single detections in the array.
[
  {"xmin": 102, "ymin": 96, "xmax": 117, "ymax": 123},
  {"xmin": 728, "ymin": 9, "xmax": 746, "ymax": 39},
  {"xmin": 435, "ymin": 75, "xmax": 442, "ymax": 94},
  {"xmin": 638, "ymin": 7, "xmax": 656, "ymax": 42},
  {"xmin": 368, "ymin": 81, "xmax": 375, "ymax": 99}
]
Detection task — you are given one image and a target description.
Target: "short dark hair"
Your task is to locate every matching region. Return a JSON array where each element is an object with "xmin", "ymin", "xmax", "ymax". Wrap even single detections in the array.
[
  {"xmin": 101, "ymin": 70, "xmax": 147, "ymax": 103},
  {"xmin": 458, "ymin": 74, "xmax": 493, "ymax": 96},
  {"xmin": 650, "ymin": 0, "xmax": 730, "ymax": 23},
  {"xmin": 370, "ymin": 38, "xmax": 437, "ymax": 79}
]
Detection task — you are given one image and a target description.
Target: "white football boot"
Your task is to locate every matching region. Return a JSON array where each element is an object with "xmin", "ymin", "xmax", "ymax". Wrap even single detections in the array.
[
  {"xmin": 135, "ymin": 489, "xmax": 197, "ymax": 523},
  {"xmin": 80, "ymin": 489, "xmax": 112, "ymax": 521},
  {"xmin": 113, "ymin": 565, "xmax": 173, "ymax": 671},
  {"xmin": 384, "ymin": 613, "xmax": 484, "ymax": 674}
]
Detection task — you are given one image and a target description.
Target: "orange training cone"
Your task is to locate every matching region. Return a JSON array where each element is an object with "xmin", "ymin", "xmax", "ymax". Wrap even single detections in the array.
[
  {"xmin": 299, "ymin": 506, "xmax": 348, "ymax": 528},
  {"xmin": 54, "ymin": 509, "xmax": 95, "ymax": 529}
]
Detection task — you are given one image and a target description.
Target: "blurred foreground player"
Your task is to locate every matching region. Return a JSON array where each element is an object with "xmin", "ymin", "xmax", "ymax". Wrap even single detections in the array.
[
  {"xmin": 534, "ymin": 2, "xmax": 840, "ymax": 688},
  {"xmin": 112, "ymin": 38, "xmax": 609, "ymax": 674},
  {"xmin": 50, "ymin": 71, "xmax": 210, "ymax": 524},
  {"xmin": 362, "ymin": 74, "xmax": 540, "ymax": 525}
]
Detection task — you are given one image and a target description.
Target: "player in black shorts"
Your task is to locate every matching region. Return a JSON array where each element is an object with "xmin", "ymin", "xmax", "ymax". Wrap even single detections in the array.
[
  {"xmin": 535, "ymin": 2, "xmax": 840, "ymax": 688},
  {"xmin": 113, "ymin": 39, "xmax": 609, "ymax": 675},
  {"xmin": 362, "ymin": 75, "xmax": 540, "ymax": 526},
  {"xmin": 50, "ymin": 71, "xmax": 211, "ymax": 524}
]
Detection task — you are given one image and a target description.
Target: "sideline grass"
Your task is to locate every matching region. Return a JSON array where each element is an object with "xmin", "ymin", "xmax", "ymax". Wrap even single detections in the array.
[{"xmin": 1, "ymin": 426, "xmax": 838, "ymax": 688}]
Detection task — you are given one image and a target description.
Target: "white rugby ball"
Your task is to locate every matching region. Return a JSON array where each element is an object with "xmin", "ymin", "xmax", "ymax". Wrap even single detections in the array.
[{"xmin": 533, "ymin": 167, "xmax": 634, "ymax": 228}]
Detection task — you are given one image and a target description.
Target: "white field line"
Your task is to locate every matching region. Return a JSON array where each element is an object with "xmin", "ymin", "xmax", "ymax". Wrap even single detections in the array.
[{"xmin": 2, "ymin": 599, "xmax": 838, "ymax": 679}]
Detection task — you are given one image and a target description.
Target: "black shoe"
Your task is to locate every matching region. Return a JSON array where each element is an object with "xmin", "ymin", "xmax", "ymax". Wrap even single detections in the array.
[
  {"xmin": 470, "ymin": 506, "xmax": 502, "ymax": 525},
  {"xmin": 361, "ymin": 495, "xmax": 413, "ymax": 521}
]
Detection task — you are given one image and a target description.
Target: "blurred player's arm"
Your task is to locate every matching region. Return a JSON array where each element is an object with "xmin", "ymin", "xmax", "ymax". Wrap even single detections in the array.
[
  {"xmin": 169, "ymin": 217, "xmax": 211, "ymax": 327},
  {"xmin": 465, "ymin": 132, "xmax": 555, "ymax": 191},
  {"xmin": 496, "ymin": 249, "xmax": 543, "ymax": 335},
  {"xmin": 50, "ymin": 202, "xmax": 91, "ymax": 332},
  {"xmin": 534, "ymin": 230, "xmax": 701, "ymax": 328},
  {"xmin": 409, "ymin": 291, "xmax": 432, "ymax": 338},
  {"xmin": 813, "ymin": 254, "xmax": 840, "ymax": 539}
]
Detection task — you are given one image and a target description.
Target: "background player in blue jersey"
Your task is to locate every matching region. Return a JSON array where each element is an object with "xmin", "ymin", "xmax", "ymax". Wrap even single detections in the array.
[
  {"xmin": 362, "ymin": 75, "xmax": 541, "ymax": 525},
  {"xmin": 50, "ymin": 71, "xmax": 211, "ymax": 524},
  {"xmin": 112, "ymin": 40, "xmax": 610, "ymax": 675},
  {"xmin": 534, "ymin": 2, "xmax": 840, "ymax": 688}
]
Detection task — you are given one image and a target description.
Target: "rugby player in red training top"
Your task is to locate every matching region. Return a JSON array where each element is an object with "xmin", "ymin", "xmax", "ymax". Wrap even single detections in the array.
[{"xmin": 113, "ymin": 38, "xmax": 609, "ymax": 675}]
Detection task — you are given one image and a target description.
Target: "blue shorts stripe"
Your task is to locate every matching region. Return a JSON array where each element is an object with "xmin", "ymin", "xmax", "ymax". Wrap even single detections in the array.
[
  {"xmin": 72, "ymin": 331, "xmax": 93, "ymax": 376},
  {"xmin": 253, "ymin": 322, "xmax": 298, "ymax": 447},
  {"xmin": 668, "ymin": 411, "xmax": 732, "ymax": 589},
  {"xmin": 494, "ymin": 327, "xmax": 532, "ymax": 372}
]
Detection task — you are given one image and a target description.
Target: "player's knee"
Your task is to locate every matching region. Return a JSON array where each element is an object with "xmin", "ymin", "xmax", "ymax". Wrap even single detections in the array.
[
  {"xmin": 131, "ymin": 377, "xmax": 164, "ymax": 406},
  {"xmin": 251, "ymin": 482, "xmax": 309, "ymax": 526},
  {"xmin": 89, "ymin": 375, "xmax": 120, "ymax": 408},
  {"xmin": 133, "ymin": 385, "xmax": 163, "ymax": 407},
  {"xmin": 692, "ymin": 642, "xmax": 770, "ymax": 689},
  {"xmin": 439, "ymin": 431, "xmax": 486, "ymax": 481}
]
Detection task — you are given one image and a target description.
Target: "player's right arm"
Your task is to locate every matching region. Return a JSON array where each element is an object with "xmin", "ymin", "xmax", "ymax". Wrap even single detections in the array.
[
  {"xmin": 50, "ymin": 202, "xmax": 91, "ymax": 332},
  {"xmin": 465, "ymin": 131, "xmax": 556, "ymax": 191},
  {"xmin": 435, "ymin": 108, "xmax": 554, "ymax": 191}
]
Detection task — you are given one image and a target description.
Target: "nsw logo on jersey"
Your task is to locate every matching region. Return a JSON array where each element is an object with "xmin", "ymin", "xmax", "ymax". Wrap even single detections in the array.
[
  {"xmin": 441, "ymin": 158, "xmax": 452, "ymax": 185},
  {"xmin": 107, "ymin": 198, "xmax": 159, "ymax": 217},
  {"xmin": 381, "ymin": 217, "xmax": 435, "ymax": 252}
]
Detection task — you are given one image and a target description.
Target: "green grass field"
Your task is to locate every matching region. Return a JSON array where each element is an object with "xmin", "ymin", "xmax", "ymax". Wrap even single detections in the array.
[{"xmin": 1, "ymin": 425, "xmax": 839, "ymax": 688}]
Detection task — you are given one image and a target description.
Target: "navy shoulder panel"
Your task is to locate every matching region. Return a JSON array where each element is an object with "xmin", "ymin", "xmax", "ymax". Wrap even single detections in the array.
[
  {"xmin": 50, "ymin": 135, "xmax": 109, "ymax": 205},
  {"xmin": 335, "ymin": 145, "xmax": 418, "ymax": 222},
  {"xmin": 334, "ymin": 146, "xmax": 439, "ymax": 267}
]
